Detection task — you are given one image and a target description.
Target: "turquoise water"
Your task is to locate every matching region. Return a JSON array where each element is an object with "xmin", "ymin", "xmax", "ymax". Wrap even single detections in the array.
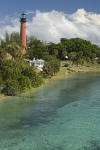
[{"xmin": 0, "ymin": 73, "xmax": 100, "ymax": 150}]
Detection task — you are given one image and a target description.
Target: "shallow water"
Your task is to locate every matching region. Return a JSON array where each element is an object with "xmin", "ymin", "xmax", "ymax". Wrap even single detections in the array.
[{"xmin": 0, "ymin": 73, "xmax": 100, "ymax": 150}]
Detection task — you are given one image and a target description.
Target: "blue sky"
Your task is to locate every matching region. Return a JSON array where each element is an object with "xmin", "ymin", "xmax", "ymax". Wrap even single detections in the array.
[
  {"xmin": 0, "ymin": 0, "xmax": 100, "ymax": 45},
  {"xmin": 0, "ymin": 0, "xmax": 100, "ymax": 16}
]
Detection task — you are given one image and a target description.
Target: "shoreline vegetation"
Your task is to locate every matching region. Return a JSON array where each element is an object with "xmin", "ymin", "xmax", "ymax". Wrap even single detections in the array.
[
  {"xmin": 43, "ymin": 61, "xmax": 100, "ymax": 84},
  {"xmin": 1, "ymin": 60, "xmax": 100, "ymax": 100},
  {"xmin": 1, "ymin": 33, "xmax": 100, "ymax": 98}
]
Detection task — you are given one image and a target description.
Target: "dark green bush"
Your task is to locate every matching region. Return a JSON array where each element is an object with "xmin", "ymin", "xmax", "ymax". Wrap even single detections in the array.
[
  {"xmin": 18, "ymin": 75, "xmax": 32, "ymax": 91},
  {"xmin": 0, "ymin": 59, "xmax": 43, "ymax": 95},
  {"xmin": 22, "ymin": 66, "xmax": 43, "ymax": 87},
  {"xmin": 2, "ymin": 80, "xmax": 20, "ymax": 96},
  {"xmin": 43, "ymin": 57, "xmax": 60, "ymax": 76}
]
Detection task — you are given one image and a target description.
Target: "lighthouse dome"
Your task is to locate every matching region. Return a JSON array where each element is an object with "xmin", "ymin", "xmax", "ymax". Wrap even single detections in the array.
[{"xmin": 20, "ymin": 13, "xmax": 26, "ymax": 22}]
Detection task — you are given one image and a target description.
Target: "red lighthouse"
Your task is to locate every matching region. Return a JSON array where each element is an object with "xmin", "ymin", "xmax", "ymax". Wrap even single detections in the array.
[{"xmin": 20, "ymin": 13, "xmax": 27, "ymax": 50}]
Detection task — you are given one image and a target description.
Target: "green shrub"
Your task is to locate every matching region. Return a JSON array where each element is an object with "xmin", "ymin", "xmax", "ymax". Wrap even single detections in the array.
[
  {"xmin": 0, "ymin": 73, "xmax": 3, "ymax": 85},
  {"xmin": 18, "ymin": 75, "xmax": 32, "ymax": 91},
  {"xmin": 0, "ymin": 59, "xmax": 43, "ymax": 93},
  {"xmin": 22, "ymin": 66, "xmax": 43, "ymax": 87},
  {"xmin": 43, "ymin": 58, "xmax": 60, "ymax": 76},
  {"xmin": 2, "ymin": 67, "xmax": 21, "ymax": 81},
  {"xmin": 2, "ymin": 80, "xmax": 20, "ymax": 96}
]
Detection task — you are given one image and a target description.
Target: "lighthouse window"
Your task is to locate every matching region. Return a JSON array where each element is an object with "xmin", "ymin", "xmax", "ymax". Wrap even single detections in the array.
[{"xmin": 21, "ymin": 14, "xmax": 25, "ymax": 18}]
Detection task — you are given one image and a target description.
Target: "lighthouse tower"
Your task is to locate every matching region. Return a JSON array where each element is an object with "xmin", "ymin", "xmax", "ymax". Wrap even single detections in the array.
[{"xmin": 20, "ymin": 13, "xmax": 27, "ymax": 50}]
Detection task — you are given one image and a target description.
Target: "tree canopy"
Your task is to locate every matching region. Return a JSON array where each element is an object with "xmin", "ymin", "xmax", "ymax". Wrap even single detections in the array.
[{"xmin": 0, "ymin": 32, "xmax": 100, "ymax": 95}]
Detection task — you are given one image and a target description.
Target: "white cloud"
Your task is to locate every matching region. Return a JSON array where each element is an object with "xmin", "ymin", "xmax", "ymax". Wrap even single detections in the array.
[
  {"xmin": 25, "ymin": 10, "xmax": 34, "ymax": 15},
  {"xmin": 0, "ymin": 9, "xmax": 100, "ymax": 45},
  {"xmin": 0, "ymin": 17, "xmax": 20, "ymax": 38}
]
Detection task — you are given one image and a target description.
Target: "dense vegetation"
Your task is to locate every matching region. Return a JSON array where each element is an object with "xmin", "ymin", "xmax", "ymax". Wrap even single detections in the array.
[
  {"xmin": 43, "ymin": 55, "xmax": 60, "ymax": 76},
  {"xmin": 0, "ymin": 32, "xmax": 100, "ymax": 95},
  {"xmin": 26, "ymin": 36, "xmax": 100, "ymax": 64},
  {"xmin": 0, "ymin": 59, "xmax": 42, "ymax": 96},
  {"xmin": 0, "ymin": 33, "xmax": 60, "ymax": 96},
  {"xmin": 47, "ymin": 38, "xmax": 100, "ymax": 64}
]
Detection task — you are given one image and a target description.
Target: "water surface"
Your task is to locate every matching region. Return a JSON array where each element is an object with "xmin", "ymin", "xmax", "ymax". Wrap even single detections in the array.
[{"xmin": 0, "ymin": 73, "xmax": 100, "ymax": 150}]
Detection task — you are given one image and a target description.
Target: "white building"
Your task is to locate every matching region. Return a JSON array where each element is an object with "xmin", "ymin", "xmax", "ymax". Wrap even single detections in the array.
[
  {"xmin": 30, "ymin": 58, "xmax": 45, "ymax": 71},
  {"xmin": 65, "ymin": 56, "xmax": 69, "ymax": 59}
]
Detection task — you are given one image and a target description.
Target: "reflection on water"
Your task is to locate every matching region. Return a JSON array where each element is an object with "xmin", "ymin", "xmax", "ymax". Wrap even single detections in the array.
[{"xmin": 0, "ymin": 73, "xmax": 100, "ymax": 150}]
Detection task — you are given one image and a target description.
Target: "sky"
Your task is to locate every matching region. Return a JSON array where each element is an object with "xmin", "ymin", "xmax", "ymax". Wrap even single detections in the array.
[
  {"xmin": 1, "ymin": 0, "xmax": 100, "ymax": 15},
  {"xmin": 0, "ymin": 0, "xmax": 100, "ymax": 45}
]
